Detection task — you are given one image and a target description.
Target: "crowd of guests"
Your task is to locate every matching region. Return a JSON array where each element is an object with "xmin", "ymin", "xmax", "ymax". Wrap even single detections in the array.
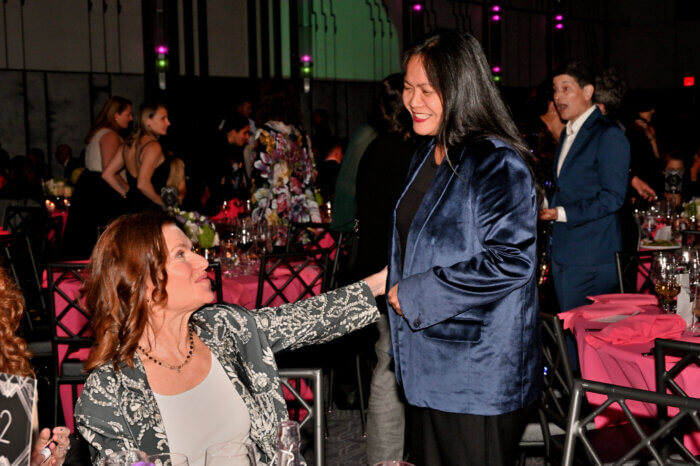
[{"xmin": 4, "ymin": 27, "xmax": 700, "ymax": 466}]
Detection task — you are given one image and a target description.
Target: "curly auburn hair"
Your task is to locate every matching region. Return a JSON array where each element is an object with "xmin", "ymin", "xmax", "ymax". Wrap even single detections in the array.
[
  {"xmin": 83, "ymin": 211, "xmax": 174, "ymax": 372},
  {"xmin": 0, "ymin": 267, "xmax": 34, "ymax": 378}
]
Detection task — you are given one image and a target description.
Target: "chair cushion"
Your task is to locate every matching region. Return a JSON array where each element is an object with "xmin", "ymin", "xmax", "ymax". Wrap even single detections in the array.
[
  {"xmin": 28, "ymin": 340, "xmax": 52, "ymax": 357},
  {"xmin": 62, "ymin": 359, "xmax": 87, "ymax": 378}
]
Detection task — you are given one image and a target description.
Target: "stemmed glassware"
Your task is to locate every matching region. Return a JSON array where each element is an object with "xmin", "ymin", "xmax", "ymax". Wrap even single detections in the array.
[
  {"xmin": 650, "ymin": 252, "xmax": 681, "ymax": 313},
  {"xmin": 236, "ymin": 218, "xmax": 257, "ymax": 274},
  {"xmin": 102, "ymin": 451, "xmax": 189, "ymax": 466},
  {"xmin": 275, "ymin": 420, "xmax": 301, "ymax": 466},
  {"xmin": 205, "ymin": 440, "xmax": 256, "ymax": 465}
]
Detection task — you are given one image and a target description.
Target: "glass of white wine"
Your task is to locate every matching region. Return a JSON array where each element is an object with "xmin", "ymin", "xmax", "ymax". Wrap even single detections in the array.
[{"xmin": 651, "ymin": 253, "xmax": 681, "ymax": 313}]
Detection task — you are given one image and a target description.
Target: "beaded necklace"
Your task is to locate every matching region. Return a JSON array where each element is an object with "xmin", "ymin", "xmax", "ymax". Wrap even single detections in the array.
[{"xmin": 137, "ymin": 326, "xmax": 195, "ymax": 373}]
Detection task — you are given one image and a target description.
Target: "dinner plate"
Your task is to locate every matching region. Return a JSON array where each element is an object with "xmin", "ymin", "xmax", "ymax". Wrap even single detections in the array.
[
  {"xmin": 590, "ymin": 311, "xmax": 640, "ymax": 323},
  {"xmin": 639, "ymin": 243, "xmax": 681, "ymax": 250}
]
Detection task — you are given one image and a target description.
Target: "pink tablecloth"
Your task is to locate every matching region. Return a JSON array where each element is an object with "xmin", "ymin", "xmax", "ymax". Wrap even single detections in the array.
[
  {"xmin": 54, "ymin": 262, "xmax": 322, "ymax": 431},
  {"xmin": 568, "ymin": 297, "xmax": 700, "ymax": 453}
]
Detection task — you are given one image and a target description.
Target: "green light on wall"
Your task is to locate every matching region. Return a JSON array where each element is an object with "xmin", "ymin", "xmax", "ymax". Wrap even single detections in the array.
[
  {"xmin": 302, "ymin": 66, "xmax": 312, "ymax": 75},
  {"xmin": 493, "ymin": 75, "xmax": 501, "ymax": 83}
]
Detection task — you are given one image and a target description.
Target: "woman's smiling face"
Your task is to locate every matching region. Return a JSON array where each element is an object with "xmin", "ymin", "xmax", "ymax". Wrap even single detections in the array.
[{"xmin": 403, "ymin": 55, "xmax": 443, "ymax": 137}]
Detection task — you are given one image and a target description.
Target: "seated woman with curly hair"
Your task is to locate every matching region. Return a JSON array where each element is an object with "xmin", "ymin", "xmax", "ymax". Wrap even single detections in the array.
[
  {"xmin": 74, "ymin": 210, "xmax": 386, "ymax": 465},
  {"xmin": 0, "ymin": 267, "xmax": 70, "ymax": 466}
]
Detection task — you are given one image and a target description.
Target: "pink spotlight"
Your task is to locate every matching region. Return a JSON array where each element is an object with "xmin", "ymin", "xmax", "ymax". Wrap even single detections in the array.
[
  {"xmin": 413, "ymin": 3, "xmax": 423, "ymax": 11},
  {"xmin": 492, "ymin": 14, "xmax": 501, "ymax": 21},
  {"xmin": 555, "ymin": 14, "xmax": 564, "ymax": 21},
  {"xmin": 156, "ymin": 45, "xmax": 168, "ymax": 54},
  {"xmin": 492, "ymin": 5, "xmax": 501, "ymax": 12},
  {"xmin": 555, "ymin": 23, "xmax": 564, "ymax": 29},
  {"xmin": 301, "ymin": 54, "xmax": 312, "ymax": 63},
  {"xmin": 492, "ymin": 66, "xmax": 501, "ymax": 73}
]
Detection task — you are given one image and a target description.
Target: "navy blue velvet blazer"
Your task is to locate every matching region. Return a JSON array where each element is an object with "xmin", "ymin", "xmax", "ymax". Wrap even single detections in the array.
[
  {"xmin": 387, "ymin": 137, "xmax": 541, "ymax": 415},
  {"xmin": 548, "ymin": 107, "xmax": 630, "ymax": 266}
]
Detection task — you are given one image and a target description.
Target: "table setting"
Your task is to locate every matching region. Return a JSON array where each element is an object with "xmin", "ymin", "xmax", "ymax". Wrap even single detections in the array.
[{"xmin": 560, "ymin": 291, "xmax": 700, "ymax": 454}]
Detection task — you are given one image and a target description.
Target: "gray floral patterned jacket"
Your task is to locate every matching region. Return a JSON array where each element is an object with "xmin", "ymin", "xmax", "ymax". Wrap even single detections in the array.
[{"xmin": 74, "ymin": 282, "xmax": 378, "ymax": 464}]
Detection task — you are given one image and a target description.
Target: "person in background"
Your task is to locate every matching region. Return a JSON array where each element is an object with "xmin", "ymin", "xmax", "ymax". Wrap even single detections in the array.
[
  {"xmin": 74, "ymin": 211, "xmax": 387, "ymax": 465},
  {"xmin": 0, "ymin": 266, "xmax": 70, "ymax": 465},
  {"xmin": 54, "ymin": 144, "xmax": 81, "ymax": 181},
  {"xmin": 627, "ymin": 98, "xmax": 664, "ymax": 199},
  {"xmin": 63, "ymin": 96, "xmax": 133, "ymax": 258},
  {"xmin": 204, "ymin": 112, "xmax": 251, "ymax": 213},
  {"xmin": 359, "ymin": 72, "xmax": 415, "ymax": 465},
  {"xmin": 102, "ymin": 102, "xmax": 171, "ymax": 212},
  {"xmin": 27, "ymin": 148, "xmax": 48, "ymax": 181},
  {"xmin": 540, "ymin": 61, "xmax": 630, "ymax": 311},
  {"xmin": 237, "ymin": 97, "xmax": 257, "ymax": 178},
  {"xmin": 316, "ymin": 137, "xmax": 343, "ymax": 202},
  {"xmin": 387, "ymin": 31, "xmax": 540, "ymax": 465}
]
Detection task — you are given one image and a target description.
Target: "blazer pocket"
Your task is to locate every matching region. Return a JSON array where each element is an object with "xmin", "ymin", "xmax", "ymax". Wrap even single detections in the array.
[{"xmin": 423, "ymin": 318, "xmax": 483, "ymax": 343}]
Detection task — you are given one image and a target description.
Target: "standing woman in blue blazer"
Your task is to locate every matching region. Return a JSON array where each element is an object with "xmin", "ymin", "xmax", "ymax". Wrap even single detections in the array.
[{"xmin": 386, "ymin": 30, "xmax": 540, "ymax": 465}]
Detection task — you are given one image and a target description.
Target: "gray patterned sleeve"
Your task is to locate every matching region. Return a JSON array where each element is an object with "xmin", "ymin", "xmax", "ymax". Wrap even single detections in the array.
[{"xmin": 252, "ymin": 281, "xmax": 379, "ymax": 353}]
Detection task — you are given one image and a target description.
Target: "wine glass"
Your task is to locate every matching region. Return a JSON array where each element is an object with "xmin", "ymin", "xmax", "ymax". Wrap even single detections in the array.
[
  {"xmin": 144, "ymin": 453, "xmax": 189, "ymax": 466},
  {"xmin": 220, "ymin": 237, "xmax": 238, "ymax": 277},
  {"xmin": 205, "ymin": 440, "xmax": 256, "ymax": 466},
  {"xmin": 650, "ymin": 252, "xmax": 680, "ymax": 313},
  {"xmin": 236, "ymin": 218, "xmax": 256, "ymax": 274}
]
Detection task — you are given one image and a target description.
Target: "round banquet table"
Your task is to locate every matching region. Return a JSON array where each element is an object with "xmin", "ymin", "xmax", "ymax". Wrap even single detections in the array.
[{"xmin": 564, "ymin": 296, "xmax": 700, "ymax": 454}]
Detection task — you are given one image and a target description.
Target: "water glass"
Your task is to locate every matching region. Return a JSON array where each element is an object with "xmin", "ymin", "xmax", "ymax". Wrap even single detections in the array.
[
  {"xmin": 144, "ymin": 453, "xmax": 189, "ymax": 466},
  {"xmin": 276, "ymin": 420, "xmax": 301, "ymax": 466},
  {"xmin": 205, "ymin": 440, "xmax": 256, "ymax": 466},
  {"xmin": 650, "ymin": 253, "xmax": 680, "ymax": 313},
  {"xmin": 220, "ymin": 237, "xmax": 238, "ymax": 277}
]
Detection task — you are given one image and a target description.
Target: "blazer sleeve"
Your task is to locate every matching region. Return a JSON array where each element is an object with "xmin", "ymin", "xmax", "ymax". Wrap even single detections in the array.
[
  {"xmin": 252, "ymin": 281, "xmax": 378, "ymax": 352},
  {"xmin": 560, "ymin": 127, "xmax": 630, "ymax": 227},
  {"xmin": 397, "ymin": 148, "xmax": 537, "ymax": 329}
]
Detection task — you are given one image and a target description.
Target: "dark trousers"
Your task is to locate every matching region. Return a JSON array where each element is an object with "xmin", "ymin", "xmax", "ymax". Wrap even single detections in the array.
[{"xmin": 405, "ymin": 403, "xmax": 534, "ymax": 466}]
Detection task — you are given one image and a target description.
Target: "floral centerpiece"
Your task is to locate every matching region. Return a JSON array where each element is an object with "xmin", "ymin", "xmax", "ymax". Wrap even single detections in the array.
[
  {"xmin": 251, "ymin": 125, "xmax": 321, "ymax": 226},
  {"xmin": 170, "ymin": 207, "xmax": 220, "ymax": 250},
  {"xmin": 43, "ymin": 178, "xmax": 73, "ymax": 198},
  {"xmin": 683, "ymin": 197, "xmax": 700, "ymax": 219}
]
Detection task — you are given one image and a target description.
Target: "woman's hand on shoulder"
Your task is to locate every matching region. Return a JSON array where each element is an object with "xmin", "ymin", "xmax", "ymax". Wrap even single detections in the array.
[
  {"xmin": 363, "ymin": 266, "xmax": 387, "ymax": 297},
  {"xmin": 30, "ymin": 427, "xmax": 70, "ymax": 466}
]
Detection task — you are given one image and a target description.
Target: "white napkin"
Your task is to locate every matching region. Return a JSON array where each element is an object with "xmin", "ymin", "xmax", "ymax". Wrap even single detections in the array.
[
  {"xmin": 655, "ymin": 225, "xmax": 673, "ymax": 241},
  {"xmin": 678, "ymin": 273, "xmax": 694, "ymax": 326}
]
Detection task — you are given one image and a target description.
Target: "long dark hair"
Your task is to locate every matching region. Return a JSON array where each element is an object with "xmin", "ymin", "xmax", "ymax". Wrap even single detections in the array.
[{"xmin": 403, "ymin": 30, "xmax": 530, "ymax": 163}]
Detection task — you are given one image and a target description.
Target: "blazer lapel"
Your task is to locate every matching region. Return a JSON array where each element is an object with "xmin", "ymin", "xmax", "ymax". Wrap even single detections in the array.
[
  {"xmin": 557, "ymin": 109, "xmax": 601, "ymax": 179},
  {"xmin": 403, "ymin": 146, "xmax": 464, "ymax": 273}
]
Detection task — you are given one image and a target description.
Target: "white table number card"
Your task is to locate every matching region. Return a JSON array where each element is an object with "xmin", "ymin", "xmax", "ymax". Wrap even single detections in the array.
[{"xmin": 0, "ymin": 372, "xmax": 36, "ymax": 466}]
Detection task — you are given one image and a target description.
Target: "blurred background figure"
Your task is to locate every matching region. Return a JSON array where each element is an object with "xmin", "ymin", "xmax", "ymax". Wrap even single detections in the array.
[
  {"xmin": 53, "ymin": 144, "xmax": 82, "ymax": 181},
  {"xmin": 359, "ymin": 72, "xmax": 415, "ymax": 466},
  {"xmin": 204, "ymin": 112, "xmax": 251, "ymax": 213},
  {"xmin": 63, "ymin": 96, "xmax": 133, "ymax": 259}
]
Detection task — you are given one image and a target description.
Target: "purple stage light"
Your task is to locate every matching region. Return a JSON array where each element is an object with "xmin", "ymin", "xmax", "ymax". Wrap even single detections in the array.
[
  {"xmin": 413, "ymin": 3, "xmax": 423, "ymax": 11},
  {"xmin": 492, "ymin": 5, "xmax": 501, "ymax": 12},
  {"xmin": 555, "ymin": 14, "xmax": 563, "ymax": 21},
  {"xmin": 301, "ymin": 54, "xmax": 312, "ymax": 63},
  {"xmin": 492, "ymin": 14, "xmax": 501, "ymax": 21},
  {"xmin": 492, "ymin": 66, "xmax": 501, "ymax": 73},
  {"xmin": 555, "ymin": 23, "xmax": 564, "ymax": 29},
  {"xmin": 156, "ymin": 45, "xmax": 168, "ymax": 54}
]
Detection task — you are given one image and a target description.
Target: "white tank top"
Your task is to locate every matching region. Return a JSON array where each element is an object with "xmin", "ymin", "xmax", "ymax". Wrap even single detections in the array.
[
  {"xmin": 84, "ymin": 128, "xmax": 114, "ymax": 172},
  {"xmin": 153, "ymin": 355, "xmax": 252, "ymax": 466}
]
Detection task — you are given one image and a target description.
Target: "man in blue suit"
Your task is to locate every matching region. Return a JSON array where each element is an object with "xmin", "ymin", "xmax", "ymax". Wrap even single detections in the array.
[{"xmin": 539, "ymin": 62, "xmax": 630, "ymax": 311}]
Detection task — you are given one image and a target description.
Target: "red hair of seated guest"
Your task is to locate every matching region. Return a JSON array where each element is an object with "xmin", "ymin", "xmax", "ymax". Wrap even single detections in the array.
[
  {"xmin": 83, "ymin": 211, "xmax": 174, "ymax": 372},
  {"xmin": 0, "ymin": 267, "xmax": 34, "ymax": 378}
]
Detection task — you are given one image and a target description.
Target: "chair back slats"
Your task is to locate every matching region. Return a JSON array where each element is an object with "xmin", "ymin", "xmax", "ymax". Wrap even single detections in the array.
[
  {"xmin": 538, "ymin": 312, "xmax": 576, "ymax": 458},
  {"xmin": 207, "ymin": 261, "xmax": 224, "ymax": 303},
  {"xmin": 4, "ymin": 205, "xmax": 58, "ymax": 266},
  {"xmin": 563, "ymin": 378, "xmax": 700, "ymax": 466},
  {"xmin": 256, "ymin": 250, "xmax": 331, "ymax": 308},
  {"xmin": 47, "ymin": 263, "xmax": 93, "ymax": 346},
  {"xmin": 0, "ymin": 234, "xmax": 47, "ymax": 331},
  {"xmin": 615, "ymin": 251, "xmax": 654, "ymax": 293}
]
